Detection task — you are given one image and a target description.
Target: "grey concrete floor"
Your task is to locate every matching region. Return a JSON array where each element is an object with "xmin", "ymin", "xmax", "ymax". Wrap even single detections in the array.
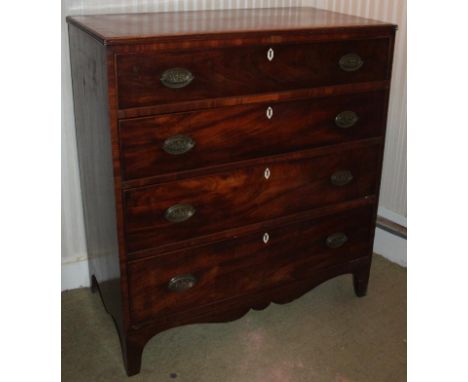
[{"xmin": 62, "ymin": 255, "xmax": 406, "ymax": 382}]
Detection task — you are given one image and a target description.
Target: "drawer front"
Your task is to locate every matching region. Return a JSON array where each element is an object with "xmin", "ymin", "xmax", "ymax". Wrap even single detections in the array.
[
  {"xmin": 124, "ymin": 146, "xmax": 380, "ymax": 252},
  {"xmin": 120, "ymin": 91, "xmax": 386, "ymax": 180},
  {"xmin": 128, "ymin": 206, "xmax": 374, "ymax": 323},
  {"xmin": 117, "ymin": 39, "xmax": 390, "ymax": 109}
]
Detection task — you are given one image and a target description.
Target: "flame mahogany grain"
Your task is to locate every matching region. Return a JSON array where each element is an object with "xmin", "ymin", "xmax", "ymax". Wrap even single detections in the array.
[
  {"xmin": 128, "ymin": 205, "xmax": 374, "ymax": 324},
  {"xmin": 124, "ymin": 145, "xmax": 381, "ymax": 253},
  {"xmin": 116, "ymin": 39, "xmax": 390, "ymax": 109},
  {"xmin": 119, "ymin": 91, "xmax": 387, "ymax": 180}
]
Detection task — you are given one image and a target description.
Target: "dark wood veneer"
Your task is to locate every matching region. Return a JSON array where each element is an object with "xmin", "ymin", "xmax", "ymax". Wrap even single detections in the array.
[
  {"xmin": 124, "ymin": 146, "xmax": 380, "ymax": 253},
  {"xmin": 128, "ymin": 205, "xmax": 373, "ymax": 323},
  {"xmin": 120, "ymin": 91, "xmax": 386, "ymax": 180},
  {"xmin": 68, "ymin": 25, "xmax": 125, "ymax": 334},
  {"xmin": 117, "ymin": 39, "xmax": 389, "ymax": 109},
  {"xmin": 67, "ymin": 7, "xmax": 396, "ymax": 376},
  {"xmin": 66, "ymin": 7, "xmax": 395, "ymax": 46},
  {"xmin": 117, "ymin": 81, "xmax": 390, "ymax": 119}
]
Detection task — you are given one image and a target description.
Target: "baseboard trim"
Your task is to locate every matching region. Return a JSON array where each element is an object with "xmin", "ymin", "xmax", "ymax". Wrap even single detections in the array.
[
  {"xmin": 374, "ymin": 208, "xmax": 407, "ymax": 267},
  {"xmin": 376, "ymin": 215, "xmax": 407, "ymax": 239},
  {"xmin": 61, "ymin": 257, "xmax": 90, "ymax": 291},
  {"xmin": 373, "ymin": 227, "xmax": 407, "ymax": 267},
  {"xmin": 377, "ymin": 206, "xmax": 407, "ymax": 227}
]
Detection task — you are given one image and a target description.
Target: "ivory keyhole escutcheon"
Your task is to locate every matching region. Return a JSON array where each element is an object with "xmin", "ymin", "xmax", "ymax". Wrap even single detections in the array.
[
  {"xmin": 263, "ymin": 232, "xmax": 270, "ymax": 244},
  {"xmin": 264, "ymin": 167, "xmax": 271, "ymax": 179},
  {"xmin": 266, "ymin": 106, "xmax": 273, "ymax": 119},
  {"xmin": 267, "ymin": 48, "xmax": 274, "ymax": 61}
]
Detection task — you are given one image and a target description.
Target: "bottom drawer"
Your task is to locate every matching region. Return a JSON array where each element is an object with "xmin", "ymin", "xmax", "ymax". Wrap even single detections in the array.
[{"xmin": 128, "ymin": 205, "xmax": 374, "ymax": 324}]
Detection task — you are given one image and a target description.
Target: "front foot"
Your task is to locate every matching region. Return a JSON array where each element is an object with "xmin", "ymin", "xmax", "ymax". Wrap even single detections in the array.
[{"xmin": 122, "ymin": 334, "xmax": 147, "ymax": 376}]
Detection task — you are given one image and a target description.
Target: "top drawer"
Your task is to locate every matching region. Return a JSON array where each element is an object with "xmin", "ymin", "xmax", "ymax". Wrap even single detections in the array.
[{"xmin": 116, "ymin": 39, "xmax": 390, "ymax": 109}]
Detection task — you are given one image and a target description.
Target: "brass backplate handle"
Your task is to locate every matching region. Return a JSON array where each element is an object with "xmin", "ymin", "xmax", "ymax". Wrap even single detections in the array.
[
  {"xmin": 339, "ymin": 53, "xmax": 364, "ymax": 72},
  {"xmin": 163, "ymin": 134, "xmax": 196, "ymax": 155},
  {"xmin": 164, "ymin": 204, "xmax": 196, "ymax": 223},
  {"xmin": 160, "ymin": 67, "xmax": 194, "ymax": 88},
  {"xmin": 335, "ymin": 111, "xmax": 359, "ymax": 129},
  {"xmin": 168, "ymin": 274, "xmax": 197, "ymax": 292},
  {"xmin": 331, "ymin": 170, "xmax": 354, "ymax": 186},
  {"xmin": 326, "ymin": 232, "xmax": 348, "ymax": 249}
]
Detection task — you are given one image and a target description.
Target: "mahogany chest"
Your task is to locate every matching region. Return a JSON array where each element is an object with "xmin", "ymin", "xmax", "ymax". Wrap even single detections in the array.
[{"xmin": 67, "ymin": 7, "xmax": 396, "ymax": 376}]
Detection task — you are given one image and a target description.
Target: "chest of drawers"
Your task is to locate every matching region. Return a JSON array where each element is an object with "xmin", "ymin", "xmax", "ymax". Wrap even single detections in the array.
[{"xmin": 67, "ymin": 7, "xmax": 396, "ymax": 376}]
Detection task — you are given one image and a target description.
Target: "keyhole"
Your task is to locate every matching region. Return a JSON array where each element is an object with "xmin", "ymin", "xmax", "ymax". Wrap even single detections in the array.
[
  {"xmin": 267, "ymin": 48, "xmax": 274, "ymax": 61},
  {"xmin": 266, "ymin": 106, "xmax": 273, "ymax": 119},
  {"xmin": 263, "ymin": 232, "xmax": 270, "ymax": 244},
  {"xmin": 264, "ymin": 167, "xmax": 271, "ymax": 180}
]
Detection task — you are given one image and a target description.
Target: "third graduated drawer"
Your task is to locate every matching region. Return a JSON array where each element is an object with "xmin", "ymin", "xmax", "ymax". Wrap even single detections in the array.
[
  {"xmin": 124, "ymin": 144, "xmax": 381, "ymax": 253},
  {"xmin": 119, "ymin": 91, "xmax": 387, "ymax": 181}
]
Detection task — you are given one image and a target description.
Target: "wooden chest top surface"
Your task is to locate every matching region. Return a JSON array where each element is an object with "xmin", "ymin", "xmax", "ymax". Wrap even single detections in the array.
[{"xmin": 66, "ymin": 7, "xmax": 396, "ymax": 45}]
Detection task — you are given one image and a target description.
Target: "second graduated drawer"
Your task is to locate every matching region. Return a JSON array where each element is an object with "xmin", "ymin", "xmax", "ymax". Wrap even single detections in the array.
[
  {"xmin": 119, "ymin": 91, "xmax": 387, "ymax": 181},
  {"xmin": 123, "ymin": 145, "xmax": 380, "ymax": 253}
]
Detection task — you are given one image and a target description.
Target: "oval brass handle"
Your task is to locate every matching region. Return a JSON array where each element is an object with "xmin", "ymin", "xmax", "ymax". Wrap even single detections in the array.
[
  {"xmin": 163, "ymin": 134, "xmax": 196, "ymax": 155},
  {"xmin": 326, "ymin": 232, "xmax": 348, "ymax": 249},
  {"xmin": 335, "ymin": 111, "xmax": 359, "ymax": 129},
  {"xmin": 168, "ymin": 274, "xmax": 197, "ymax": 292},
  {"xmin": 160, "ymin": 67, "xmax": 194, "ymax": 89},
  {"xmin": 339, "ymin": 53, "xmax": 364, "ymax": 72},
  {"xmin": 331, "ymin": 170, "xmax": 354, "ymax": 186},
  {"xmin": 164, "ymin": 204, "xmax": 196, "ymax": 223}
]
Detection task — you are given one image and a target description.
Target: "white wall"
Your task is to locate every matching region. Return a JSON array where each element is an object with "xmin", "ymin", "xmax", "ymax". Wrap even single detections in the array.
[{"xmin": 62, "ymin": 1, "xmax": 407, "ymax": 289}]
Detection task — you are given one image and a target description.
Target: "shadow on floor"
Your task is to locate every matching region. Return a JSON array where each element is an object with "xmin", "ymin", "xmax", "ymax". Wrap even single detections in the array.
[{"xmin": 62, "ymin": 254, "xmax": 406, "ymax": 382}]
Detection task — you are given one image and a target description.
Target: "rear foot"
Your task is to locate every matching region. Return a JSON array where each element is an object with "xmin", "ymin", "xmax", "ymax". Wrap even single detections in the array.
[
  {"xmin": 353, "ymin": 265, "xmax": 371, "ymax": 297},
  {"xmin": 90, "ymin": 275, "xmax": 98, "ymax": 294}
]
